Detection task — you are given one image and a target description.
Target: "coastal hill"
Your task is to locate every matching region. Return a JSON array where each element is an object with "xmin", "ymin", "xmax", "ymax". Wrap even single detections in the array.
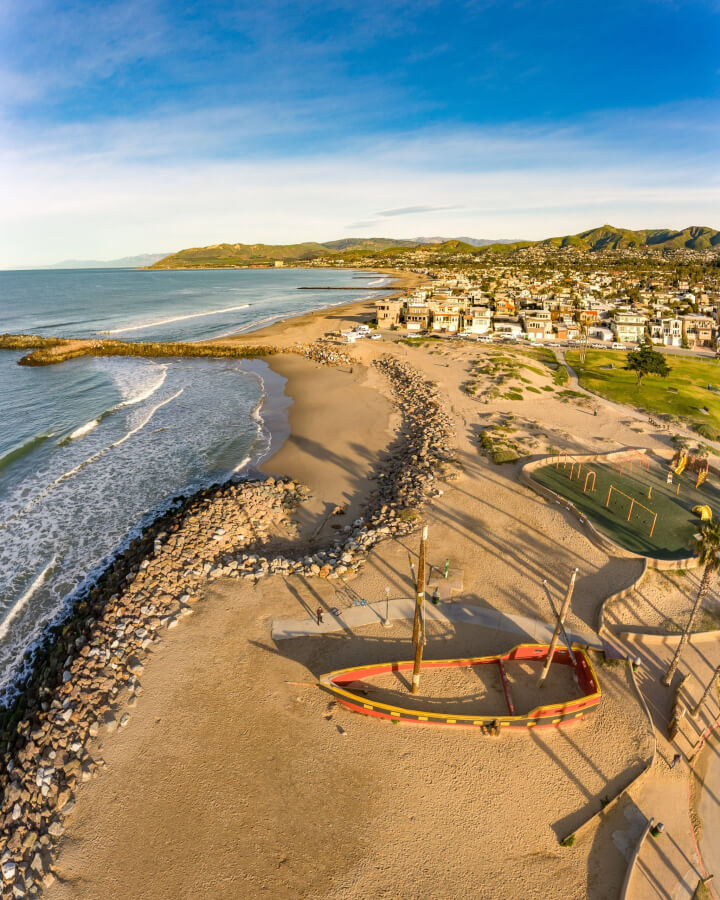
[
  {"xmin": 149, "ymin": 225, "xmax": 720, "ymax": 268},
  {"xmin": 536, "ymin": 224, "xmax": 720, "ymax": 252}
]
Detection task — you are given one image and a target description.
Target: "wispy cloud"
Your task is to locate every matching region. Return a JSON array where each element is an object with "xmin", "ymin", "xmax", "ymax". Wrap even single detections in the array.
[{"xmin": 376, "ymin": 205, "xmax": 461, "ymax": 217}]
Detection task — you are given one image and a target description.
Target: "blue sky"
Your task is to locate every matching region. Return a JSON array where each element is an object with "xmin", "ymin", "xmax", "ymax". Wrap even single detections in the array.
[{"xmin": 1, "ymin": 0, "xmax": 719, "ymax": 266}]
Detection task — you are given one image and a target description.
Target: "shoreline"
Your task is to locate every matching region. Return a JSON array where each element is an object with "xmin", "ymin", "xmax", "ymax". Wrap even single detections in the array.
[
  {"xmin": 0, "ymin": 270, "xmax": 403, "ymax": 703},
  {"xmin": 0, "ymin": 348, "xmax": 456, "ymax": 898},
  {"xmin": 3, "ymin": 288, "xmax": 712, "ymax": 897},
  {"xmin": 0, "ymin": 267, "xmax": 419, "ymax": 367}
]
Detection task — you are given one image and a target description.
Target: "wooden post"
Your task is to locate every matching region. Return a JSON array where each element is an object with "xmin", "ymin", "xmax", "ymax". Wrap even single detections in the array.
[
  {"xmin": 627, "ymin": 498, "xmax": 635, "ymax": 522},
  {"xmin": 606, "ymin": 486, "xmax": 612, "ymax": 507},
  {"xmin": 411, "ymin": 525, "xmax": 428, "ymax": 694},
  {"xmin": 412, "ymin": 526, "xmax": 428, "ymax": 647},
  {"xmin": 692, "ymin": 664, "xmax": 720, "ymax": 717},
  {"xmin": 538, "ymin": 568, "xmax": 578, "ymax": 687},
  {"xmin": 650, "ymin": 513, "xmax": 657, "ymax": 538}
]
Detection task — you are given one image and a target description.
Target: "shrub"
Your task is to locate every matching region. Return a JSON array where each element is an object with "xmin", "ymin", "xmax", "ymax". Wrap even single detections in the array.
[
  {"xmin": 553, "ymin": 367, "xmax": 570, "ymax": 386},
  {"xmin": 694, "ymin": 422, "xmax": 720, "ymax": 441},
  {"xmin": 478, "ymin": 429, "xmax": 495, "ymax": 450},
  {"xmin": 492, "ymin": 448, "xmax": 520, "ymax": 464},
  {"xmin": 399, "ymin": 508, "xmax": 419, "ymax": 523}
]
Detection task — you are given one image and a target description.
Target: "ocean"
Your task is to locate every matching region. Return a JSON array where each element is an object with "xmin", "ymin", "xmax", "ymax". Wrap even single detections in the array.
[{"xmin": 0, "ymin": 266, "xmax": 388, "ymax": 700}]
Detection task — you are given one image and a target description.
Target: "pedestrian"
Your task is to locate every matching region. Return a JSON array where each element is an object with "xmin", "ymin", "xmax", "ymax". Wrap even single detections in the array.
[
  {"xmin": 670, "ymin": 753, "xmax": 681, "ymax": 769},
  {"xmin": 593, "ymin": 408, "xmax": 598, "ymax": 416},
  {"xmin": 316, "ymin": 606, "xmax": 324, "ymax": 626}
]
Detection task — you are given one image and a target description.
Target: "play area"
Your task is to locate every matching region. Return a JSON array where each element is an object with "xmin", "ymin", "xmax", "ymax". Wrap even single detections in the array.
[{"xmin": 531, "ymin": 450, "xmax": 720, "ymax": 559}]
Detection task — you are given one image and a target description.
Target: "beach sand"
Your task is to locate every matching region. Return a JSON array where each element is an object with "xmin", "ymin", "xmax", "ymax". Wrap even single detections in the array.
[{"xmin": 46, "ymin": 297, "xmax": 706, "ymax": 899}]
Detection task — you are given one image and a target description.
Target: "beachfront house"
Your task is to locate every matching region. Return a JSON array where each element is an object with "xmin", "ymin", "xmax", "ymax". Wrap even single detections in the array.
[
  {"xmin": 430, "ymin": 302, "xmax": 461, "ymax": 333},
  {"xmin": 492, "ymin": 317, "xmax": 523, "ymax": 338},
  {"xmin": 375, "ymin": 298, "xmax": 403, "ymax": 328},
  {"xmin": 681, "ymin": 314, "xmax": 715, "ymax": 348},
  {"xmin": 649, "ymin": 316, "xmax": 682, "ymax": 347},
  {"xmin": 611, "ymin": 312, "xmax": 646, "ymax": 346},
  {"xmin": 461, "ymin": 307, "xmax": 493, "ymax": 335},
  {"xmin": 522, "ymin": 309, "xmax": 552, "ymax": 341},
  {"xmin": 404, "ymin": 302, "xmax": 430, "ymax": 332}
]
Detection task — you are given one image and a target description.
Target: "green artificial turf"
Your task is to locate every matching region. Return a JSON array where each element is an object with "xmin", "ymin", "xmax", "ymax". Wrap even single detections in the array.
[{"xmin": 532, "ymin": 456, "xmax": 720, "ymax": 559}]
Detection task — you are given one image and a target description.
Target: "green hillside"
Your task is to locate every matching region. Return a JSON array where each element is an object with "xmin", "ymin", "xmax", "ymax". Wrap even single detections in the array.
[
  {"xmin": 536, "ymin": 224, "xmax": 720, "ymax": 252},
  {"xmin": 150, "ymin": 225, "xmax": 720, "ymax": 268},
  {"xmin": 150, "ymin": 241, "xmax": 331, "ymax": 268}
]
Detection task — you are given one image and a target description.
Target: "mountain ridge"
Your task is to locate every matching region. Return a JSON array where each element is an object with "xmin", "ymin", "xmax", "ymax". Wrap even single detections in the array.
[
  {"xmin": 148, "ymin": 226, "xmax": 720, "ymax": 268},
  {"xmin": 42, "ymin": 253, "xmax": 171, "ymax": 269}
]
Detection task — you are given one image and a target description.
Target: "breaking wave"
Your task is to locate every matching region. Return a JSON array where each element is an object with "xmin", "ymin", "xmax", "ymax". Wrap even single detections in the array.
[{"xmin": 100, "ymin": 304, "xmax": 251, "ymax": 335}]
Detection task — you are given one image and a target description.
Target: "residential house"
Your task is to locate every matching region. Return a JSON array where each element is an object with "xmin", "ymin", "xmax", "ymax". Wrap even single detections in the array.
[
  {"xmin": 648, "ymin": 316, "xmax": 682, "ymax": 347},
  {"xmin": 375, "ymin": 298, "xmax": 403, "ymax": 328},
  {"xmin": 612, "ymin": 312, "xmax": 646, "ymax": 345},
  {"xmin": 404, "ymin": 302, "xmax": 430, "ymax": 332},
  {"xmin": 522, "ymin": 309, "xmax": 552, "ymax": 341},
  {"xmin": 431, "ymin": 301, "xmax": 461, "ymax": 333},
  {"xmin": 681, "ymin": 315, "xmax": 715, "ymax": 348},
  {"xmin": 492, "ymin": 316, "xmax": 523, "ymax": 338},
  {"xmin": 462, "ymin": 307, "xmax": 493, "ymax": 335}
]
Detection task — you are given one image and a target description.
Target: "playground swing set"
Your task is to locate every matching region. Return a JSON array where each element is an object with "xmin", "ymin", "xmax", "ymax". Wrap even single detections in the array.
[{"xmin": 605, "ymin": 485, "xmax": 658, "ymax": 538}]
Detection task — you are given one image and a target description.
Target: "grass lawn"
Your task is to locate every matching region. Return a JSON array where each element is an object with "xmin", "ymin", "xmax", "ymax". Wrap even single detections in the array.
[
  {"xmin": 566, "ymin": 350, "xmax": 720, "ymax": 439},
  {"xmin": 532, "ymin": 456, "xmax": 720, "ymax": 558}
]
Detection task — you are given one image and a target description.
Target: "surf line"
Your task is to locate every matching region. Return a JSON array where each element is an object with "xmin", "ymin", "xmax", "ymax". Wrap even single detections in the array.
[
  {"xmin": 116, "ymin": 364, "xmax": 168, "ymax": 408},
  {"xmin": 100, "ymin": 304, "xmax": 251, "ymax": 335},
  {"xmin": 61, "ymin": 365, "xmax": 169, "ymax": 445},
  {"xmin": 0, "ymin": 556, "xmax": 56, "ymax": 642},
  {"xmin": 0, "ymin": 389, "xmax": 184, "ymax": 532}
]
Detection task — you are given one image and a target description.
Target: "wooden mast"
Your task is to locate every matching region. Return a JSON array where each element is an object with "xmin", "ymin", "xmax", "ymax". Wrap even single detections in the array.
[
  {"xmin": 538, "ymin": 568, "xmax": 578, "ymax": 688},
  {"xmin": 411, "ymin": 525, "xmax": 428, "ymax": 695}
]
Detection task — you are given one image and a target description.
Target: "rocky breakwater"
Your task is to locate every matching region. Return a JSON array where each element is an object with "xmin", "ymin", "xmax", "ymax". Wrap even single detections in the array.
[
  {"xmin": 0, "ymin": 477, "xmax": 304, "ymax": 897},
  {"xmin": 0, "ymin": 354, "xmax": 455, "ymax": 896},
  {"xmin": 288, "ymin": 341, "xmax": 355, "ymax": 367}
]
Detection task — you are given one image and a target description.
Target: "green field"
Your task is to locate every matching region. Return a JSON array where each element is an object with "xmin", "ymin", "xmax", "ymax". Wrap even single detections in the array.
[
  {"xmin": 532, "ymin": 456, "xmax": 720, "ymax": 559},
  {"xmin": 566, "ymin": 350, "xmax": 720, "ymax": 440}
]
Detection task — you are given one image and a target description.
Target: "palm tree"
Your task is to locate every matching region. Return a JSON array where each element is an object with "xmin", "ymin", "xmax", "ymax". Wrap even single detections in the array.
[{"xmin": 662, "ymin": 521, "xmax": 720, "ymax": 686}]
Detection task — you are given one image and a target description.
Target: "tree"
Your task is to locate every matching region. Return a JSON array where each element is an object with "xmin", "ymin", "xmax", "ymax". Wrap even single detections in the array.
[
  {"xmin": 626, "ymin": 339, "xmax": 670, "ymax": 385},
  {"xmin": 662, "ymin": 521, "xmax": 720, "ymax": 686}
]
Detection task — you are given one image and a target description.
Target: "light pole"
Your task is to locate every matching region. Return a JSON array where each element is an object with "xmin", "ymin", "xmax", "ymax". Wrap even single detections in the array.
[{"xmin": 382, "ymin": 586, "xmax": 392, "ymax": 628}]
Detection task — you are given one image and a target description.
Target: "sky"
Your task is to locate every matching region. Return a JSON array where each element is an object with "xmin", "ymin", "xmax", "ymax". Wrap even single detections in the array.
[{"xmin": 1, "ymin": 0, "xmax": 719, "ymax": 267}]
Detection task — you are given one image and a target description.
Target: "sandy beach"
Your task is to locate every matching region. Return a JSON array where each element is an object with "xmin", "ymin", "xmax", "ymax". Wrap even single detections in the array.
[{"xmin": 7, "ymin": 290, "xmax": 714, "ymax": 900}]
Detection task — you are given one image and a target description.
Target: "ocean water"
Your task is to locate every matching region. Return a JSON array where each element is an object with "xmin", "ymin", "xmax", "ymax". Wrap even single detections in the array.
[{"xmin": 0, "ymin": 267, "xmax": 387, "ymax": 699}]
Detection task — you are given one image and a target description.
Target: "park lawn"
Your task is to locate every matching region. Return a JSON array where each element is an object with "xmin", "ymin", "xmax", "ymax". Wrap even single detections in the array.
[
  {"xmin": 566, "ymin": 350, "xmax": 720, "ymax": 438},
  {"xmin": 532, "ymin": 458, "xmax": 720, "ymax": 559}
]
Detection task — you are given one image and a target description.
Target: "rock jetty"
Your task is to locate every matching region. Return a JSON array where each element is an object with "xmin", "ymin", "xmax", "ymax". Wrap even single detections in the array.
[
  {"xmin": 289, "ymin": 341, "xmax": 355, "ymax": 367},
  {"xmin": 0, "ymin": 354, "xmax": 454, "ymax": 897}
]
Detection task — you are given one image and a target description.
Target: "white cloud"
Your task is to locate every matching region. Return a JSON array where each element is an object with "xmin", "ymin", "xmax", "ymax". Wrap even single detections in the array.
[{"xmin": 1, "ymin": 101, "xmax": 718, "ymax": 267}]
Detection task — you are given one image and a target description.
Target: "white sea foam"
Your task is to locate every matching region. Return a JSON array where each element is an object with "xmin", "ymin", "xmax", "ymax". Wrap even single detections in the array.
[
  {"xmin": 116, "ymin": 364, "xmax": 168, "ymax": 407},
  {"xmin": 0, "ymin": 388, "xmax": 184, "ymax": 531},
  {"xmin": 54, "ymin": 388, "xmax": 185, "ymax": 486},
  {"xmin": 233, "ymin": 455, "xmax": 252, "ymax": 473},
  {"xmin": 0, "ymin": 557, "xmax": 56, "ymax": 643},
  {"xmin": 68, "ymin": 419, "xmax": 99, "ymax": 440},
  {"xmin": 100, "ymin": 304, "xmax": 251, "ymax": 335}
]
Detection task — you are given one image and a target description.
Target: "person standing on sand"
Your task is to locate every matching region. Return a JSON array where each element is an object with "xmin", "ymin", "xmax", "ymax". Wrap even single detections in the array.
[{"xmin": 316, "ymin": 607, "xmax": 324, "ymax": 626}]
